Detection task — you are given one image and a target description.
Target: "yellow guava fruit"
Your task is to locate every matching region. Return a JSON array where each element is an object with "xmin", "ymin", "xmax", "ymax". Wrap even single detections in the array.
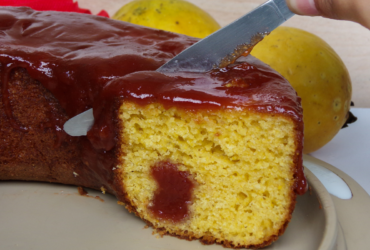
[
  {"xmin": 112, "ymin": 0, "xmax": 220, "ymax": 38},
  {"xmin": 251, "ymin": 27, "xmax": 352, "ymax": 153}
]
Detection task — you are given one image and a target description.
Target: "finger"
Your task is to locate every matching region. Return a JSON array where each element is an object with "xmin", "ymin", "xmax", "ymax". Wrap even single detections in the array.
[
  {"xmin": 286, "ymin": 0, "xmax": 320, "ymax": 16},
  {"xmin": 286, "ymin": 0, "xmax": 370, "ymax": 29}
]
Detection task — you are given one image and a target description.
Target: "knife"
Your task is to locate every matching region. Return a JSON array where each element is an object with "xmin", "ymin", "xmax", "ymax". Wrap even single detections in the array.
[
  {"xmin": 63, "ymin": 0, "xmax": 294, "ymax": 136},
  {"xmin": 157, "ymin": 0, "xmax": 294, "ymax": 72}
]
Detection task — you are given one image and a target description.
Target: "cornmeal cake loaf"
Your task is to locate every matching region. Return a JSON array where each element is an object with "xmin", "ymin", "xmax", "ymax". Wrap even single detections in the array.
[{"xmin": 0, "ymin": 7, "xmax": 306, "ymax": 249}]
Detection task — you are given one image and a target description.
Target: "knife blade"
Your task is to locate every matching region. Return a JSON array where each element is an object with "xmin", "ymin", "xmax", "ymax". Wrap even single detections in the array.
[
  {"xmin": 157, "ymin": 0, "xmax": 294, "ymax": 72},
  {"xmin": 63, "ymin": 0, "xmax": 294, "ymax": 136}
]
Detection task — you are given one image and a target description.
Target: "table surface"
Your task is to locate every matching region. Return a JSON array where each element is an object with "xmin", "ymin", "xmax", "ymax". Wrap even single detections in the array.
[{"xmin": 80, "ymin": 0, "xmax": 370, "ymax": 108}]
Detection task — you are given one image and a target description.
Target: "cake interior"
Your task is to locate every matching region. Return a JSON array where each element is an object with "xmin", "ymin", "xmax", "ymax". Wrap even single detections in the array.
[{"xmin": 118, "ymin": 101, "xmax": 298, "ymax": 247}]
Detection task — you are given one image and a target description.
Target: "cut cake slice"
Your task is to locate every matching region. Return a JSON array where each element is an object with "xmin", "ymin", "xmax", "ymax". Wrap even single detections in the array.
[{"xmin": 88, "ymin": 59, "xmax": 306, "ymax": 248}]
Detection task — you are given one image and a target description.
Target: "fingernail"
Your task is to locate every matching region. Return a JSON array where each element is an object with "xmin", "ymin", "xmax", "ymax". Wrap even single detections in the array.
[{"xmin": 286, "ymin": 0, "xmax": 320, "ymax": 16}]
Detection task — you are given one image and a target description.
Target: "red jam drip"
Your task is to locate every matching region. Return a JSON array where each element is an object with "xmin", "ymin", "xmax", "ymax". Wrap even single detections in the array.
[
  {"xmin": 149, "ymin": 161, "xmax": 194, "ymax": 222},
  {"xmin": 0, "ymin": 7, "xmax": 307, "ymax": 195}
]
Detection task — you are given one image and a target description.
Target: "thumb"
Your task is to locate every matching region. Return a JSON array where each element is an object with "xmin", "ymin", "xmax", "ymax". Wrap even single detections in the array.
[{"xmin": 286, "ymin": 0, "xmax": 370, "ymax": 29}]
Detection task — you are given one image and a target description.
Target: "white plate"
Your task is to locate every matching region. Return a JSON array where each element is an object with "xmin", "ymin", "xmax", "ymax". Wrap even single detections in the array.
[{"xmin": 0, "ymin": 156, "xmax": 369, "ymax": 250}]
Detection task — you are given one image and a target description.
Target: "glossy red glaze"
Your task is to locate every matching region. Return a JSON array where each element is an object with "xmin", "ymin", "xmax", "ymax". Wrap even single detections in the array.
[
  {"xmin": 0, "ymin": 7, "xmax": 306, "ymax": 195},
  {"xmin": 149, "ymin": 161, "xmax": 194, "ymax": 222},
  {"xmin": 0, "ymin": 7, "xmax": 197, "ymax": 117}
]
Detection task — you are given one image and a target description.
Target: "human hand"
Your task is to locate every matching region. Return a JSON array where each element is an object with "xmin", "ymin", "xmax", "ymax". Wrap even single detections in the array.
[{"xmin": 286, "ymin": 0, "xmax": 370, "ymax": 29}]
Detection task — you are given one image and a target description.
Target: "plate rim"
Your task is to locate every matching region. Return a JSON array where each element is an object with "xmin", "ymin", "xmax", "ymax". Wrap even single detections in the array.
[{"xmin": 303, "ymin": 166, "xmax": 338, "ymax": 250}]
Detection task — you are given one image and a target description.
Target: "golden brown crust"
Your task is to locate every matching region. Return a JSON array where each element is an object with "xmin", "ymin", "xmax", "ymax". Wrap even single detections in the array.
[
  {"xmin": 0, "ymin": 67, "xmax": 104, "ymax": 190},
  {"xmin": 110, "ymin": 100, "xmax": 128, "ymax": 200},
  {"xmin": 1, "ymin": 67, "xmax": 78, "ymax": 183}
]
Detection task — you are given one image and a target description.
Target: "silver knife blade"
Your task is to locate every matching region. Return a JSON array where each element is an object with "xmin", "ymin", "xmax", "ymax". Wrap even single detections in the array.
[
  {"xmin": 157, "ymin": 0, "xmax": 294, "ymax": 72},
  {"xmin": 63, "ymin": 0, "xmax": 294, "ymax": 136}
]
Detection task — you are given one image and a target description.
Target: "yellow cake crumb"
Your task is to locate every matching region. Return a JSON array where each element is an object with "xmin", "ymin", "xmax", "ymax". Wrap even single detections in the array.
[{"xmin": 117, "ymin": 102, "xmax": 298, "ymax": 248}]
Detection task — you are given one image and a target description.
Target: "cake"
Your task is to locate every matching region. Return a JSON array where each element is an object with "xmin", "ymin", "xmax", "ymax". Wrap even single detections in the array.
[{"xmin": 0, "ymin": 7, "xmax": 306, "ymax": 249}]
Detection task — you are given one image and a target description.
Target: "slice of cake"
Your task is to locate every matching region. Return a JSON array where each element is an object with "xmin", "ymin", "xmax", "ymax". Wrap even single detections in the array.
[
  {"xmin": 0, "ymin": 7, "xmax": 306, "ymax": 249},
  {"xmin": 87, "ymin": 58, "xmax": 306, "ymax": 248}
]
